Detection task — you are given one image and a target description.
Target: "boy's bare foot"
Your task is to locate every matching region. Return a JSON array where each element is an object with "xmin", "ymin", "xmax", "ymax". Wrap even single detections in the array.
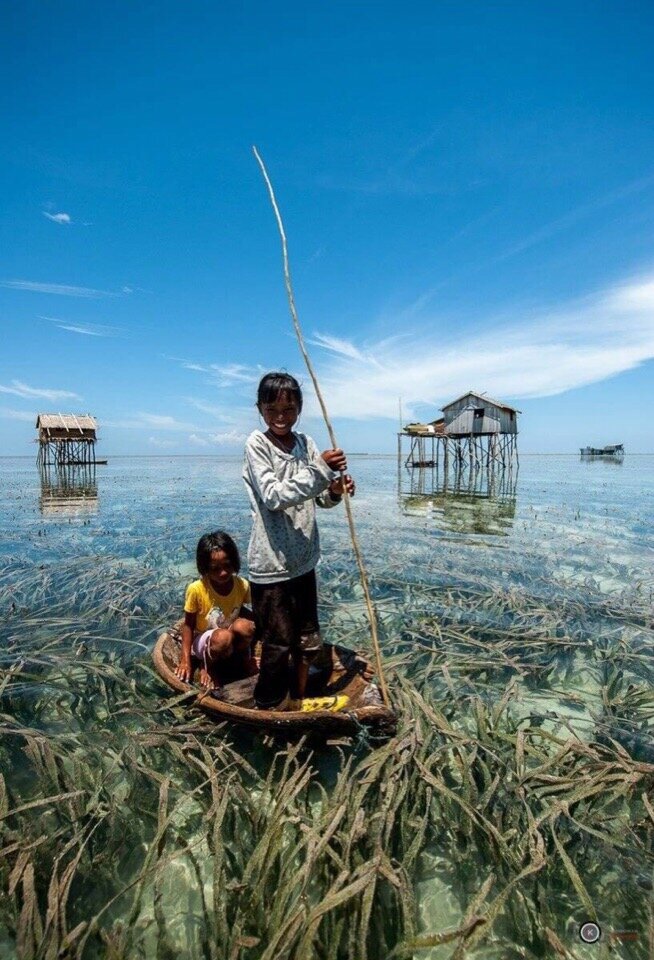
[{"xmin": 245, "ymin": 656, "xmax": 259, "ymax": 677}]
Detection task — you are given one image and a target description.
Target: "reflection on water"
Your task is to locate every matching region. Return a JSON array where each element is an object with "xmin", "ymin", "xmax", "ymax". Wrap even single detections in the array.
[
  {"xmin": 580, "ymin": 453, "xmax": 625, "ymax": 465},
  {"xmin": 400, "ymin": 464, "xmax": 517, "ymax": 536},
  {"xmin": 39, "ymin": 462, "xmax": 99, "ymax": 517}
]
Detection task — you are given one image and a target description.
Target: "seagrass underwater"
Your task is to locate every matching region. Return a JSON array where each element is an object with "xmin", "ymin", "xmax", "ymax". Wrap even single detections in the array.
[{"xmin": 0, "ymin": 454, "xmax": 652, "ymax": 958}]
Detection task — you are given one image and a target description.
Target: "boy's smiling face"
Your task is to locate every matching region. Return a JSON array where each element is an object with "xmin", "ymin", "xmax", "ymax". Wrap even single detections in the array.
[{"xmin": 259, "ymin": 390, "xmax": 300, "ymax": 437}]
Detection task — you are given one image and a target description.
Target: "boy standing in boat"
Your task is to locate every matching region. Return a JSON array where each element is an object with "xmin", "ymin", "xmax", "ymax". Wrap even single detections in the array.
[{"xmin": 243, "ymin": 371, "xmax": 355, "ymax": 710}]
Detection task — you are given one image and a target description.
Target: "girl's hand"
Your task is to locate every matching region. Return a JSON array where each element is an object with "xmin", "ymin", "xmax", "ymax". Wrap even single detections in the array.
[
  {"xmin": 322, "ymin": 448, "xmax": 347, "ymax": 472},
  {"xmin": 330, "ymin": 475, "xmax": 355, "ymax": 498},
  {"xmin": 175, "ymin": 654, "xmax": 193, "ymax": 683}
]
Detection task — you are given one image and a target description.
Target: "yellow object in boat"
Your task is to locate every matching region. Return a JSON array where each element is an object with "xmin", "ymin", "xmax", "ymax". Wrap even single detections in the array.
[{"xmin": 287, "ymin": 695, "xmax": 350, "ymax": 713}]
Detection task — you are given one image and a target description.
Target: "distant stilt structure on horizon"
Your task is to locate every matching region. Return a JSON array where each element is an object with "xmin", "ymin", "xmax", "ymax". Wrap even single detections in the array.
[
  {"xmin": 398, "ymin": 391, "xmax": 520, "ymax": 478},
  {"xmin": 580, "ymin": 443, "xmax": 624, "ymax": 460},
  {"xmin": 36, "ymin": 413, "xmax": 99, "ymax": 468}
]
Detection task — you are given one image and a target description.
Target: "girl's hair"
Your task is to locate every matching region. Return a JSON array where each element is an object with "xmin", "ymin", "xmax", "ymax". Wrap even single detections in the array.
[
  {"xmin": 256, "ymin": 371, "xmax": 303, "ymax": 412},
  {"xmin": 196, "ymin": 530, "xmax": 241, "ymax": 576}
]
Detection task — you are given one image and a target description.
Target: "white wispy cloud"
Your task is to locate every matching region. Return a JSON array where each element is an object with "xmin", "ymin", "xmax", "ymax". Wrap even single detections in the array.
[
  {"xmin": 207, "ymin": 429, "xmax": 248, "ymax": 444},
  {"xmin": 0, "ymin": 380, "xmax": 81, "ymax": 402},
  {"xmin": 105, "ymin": 412, "xmax": 204, "ymax": 432},
  {"xmin": 1, "ymin": 280, "xmax": 119, "ymax": 298},
  {"xmin": 43, "ymin": 211, "xmax": 72, "ymax": 224},
  {"xmin": 105, "ymin": 413, "xmax": 247, "ymax": 447},
  {"xmin": 148, "ymin": 436, "xmax": 176, "ymax": 449},
  {"xmin": 308, "ymin": 271, "xmax": 654, "ymax": 420},
  {"xmin": 207, "ymin": 363, "xmax": 261, "ymax": 386},
  {"xmin": 184, "ymin": 401, "xmax": 257, "ymax": 442},
  {"xmin": 166, "ymin": 357, "xmax": 209, "ymax": 373},
  {"xmin": 168, "ymin": 356, "xmax": 262, "ymax": 386},
  {"xmin": 0, "ymin": 407, "xmax": 37, "ymax": 422},
  {"xmin": 139, "ymin": 413, "xmax": 190, "ymax": 429},
  {"xmin": 41, "ymin": 316, "xmax": 120, "ymax": 338},
  {"xmin": 55, "ymin": 323, "xmax": 107, "ymax": 337},
  {"xmin": 494, "ymin": 171, "xmax": 654, "ymax": 265},
  {"xmin": 308, "ymin": 333, "xmax": 368, "ymax": 362},
  {"xmin": 184, "ymin": 398, "xmax": 237, "ymax": 421}
]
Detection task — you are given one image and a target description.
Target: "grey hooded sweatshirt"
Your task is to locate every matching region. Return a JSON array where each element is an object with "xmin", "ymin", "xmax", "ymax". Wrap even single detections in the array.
[{"xmin": 243, "ymin": 429, "xmax": 340, "ymax": 584}]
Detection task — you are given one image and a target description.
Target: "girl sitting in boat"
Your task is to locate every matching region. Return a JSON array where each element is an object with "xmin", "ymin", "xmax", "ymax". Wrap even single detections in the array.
[
  {"xmin": 243, "ymin": 371, "xmax": 355, "ymax": 710},
  {"xmin": 175, "ymin": 530, "xmax": 256, "ymax": 693}
]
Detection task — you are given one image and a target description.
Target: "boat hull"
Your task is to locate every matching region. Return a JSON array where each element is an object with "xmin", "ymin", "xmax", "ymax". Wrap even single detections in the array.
[{"xmin": 152, "ymin": 628, "xmax": 396, "ymax": 735}]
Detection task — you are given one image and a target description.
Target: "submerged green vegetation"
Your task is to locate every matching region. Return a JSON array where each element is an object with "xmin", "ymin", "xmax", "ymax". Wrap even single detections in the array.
[{"xmin": 0, "ymin": 456, "xmax": 652, "ymax": 958}]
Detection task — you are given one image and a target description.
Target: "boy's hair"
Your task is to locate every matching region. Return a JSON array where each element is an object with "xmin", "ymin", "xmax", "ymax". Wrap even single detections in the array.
[
  {"xmin": 256, "ymin": 372, "xmax": 303, "ymax": 412},
  {"xmin": 196, "ymin": 530, "xmax": 241, "ymax": 576}
]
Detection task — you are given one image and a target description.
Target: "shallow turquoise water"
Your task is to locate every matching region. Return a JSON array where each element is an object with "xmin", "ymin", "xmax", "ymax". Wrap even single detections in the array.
[
  {"xmin": 1, "ymin": 452, "xmax": 652, "ymax": 768},
  {"xmin": 1, "ymin": 447, "xmax": 652, "ymax": 748},
  {"xmin": 2, "ymin": 452, "xmax": 651, "ymax": 592},
  {"xmin": 0, "ymin": 453, "xmax": 652, "ymax": 958}
]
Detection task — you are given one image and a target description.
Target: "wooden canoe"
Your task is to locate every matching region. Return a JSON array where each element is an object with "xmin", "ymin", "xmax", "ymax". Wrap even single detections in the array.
[{"xmin": 152, "ymin": 625, "xmax": 396, "ymax": 735}]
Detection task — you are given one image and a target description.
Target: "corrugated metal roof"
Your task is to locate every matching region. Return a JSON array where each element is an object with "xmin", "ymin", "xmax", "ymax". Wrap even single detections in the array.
[
  {"xmin": 441, "ymin": 391, "xmax": 521, "ymax": 414},
  {"xmin": 36, "ymin": 413, "xmax": 98, "ymax": 431}
]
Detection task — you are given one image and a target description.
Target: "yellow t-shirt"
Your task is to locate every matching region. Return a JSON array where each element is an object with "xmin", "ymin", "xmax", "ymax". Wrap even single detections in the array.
[{"xmin": 183, "ymin": 576, "xmax": 251, "ymax": 633}]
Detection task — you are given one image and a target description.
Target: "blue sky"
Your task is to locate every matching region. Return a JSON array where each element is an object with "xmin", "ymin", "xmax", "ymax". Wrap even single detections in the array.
[{"xmin": 2, "ymin": 1, "xmax": 653, "ymax": 455}]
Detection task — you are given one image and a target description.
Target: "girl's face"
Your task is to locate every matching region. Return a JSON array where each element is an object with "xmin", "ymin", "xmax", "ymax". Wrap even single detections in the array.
[
  {"xmin": 207, "ymin": 549, "xmax": 234, "ymax": 593},
  {"xmin": 259, "ymin": 390, "xmax": 300, "ymax": 437}
]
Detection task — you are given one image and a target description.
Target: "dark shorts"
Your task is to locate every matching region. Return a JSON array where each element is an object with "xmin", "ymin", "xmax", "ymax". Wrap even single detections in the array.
[{"xmin": 252, "ymin": 569, "xmax": 322, "ymax": 709}]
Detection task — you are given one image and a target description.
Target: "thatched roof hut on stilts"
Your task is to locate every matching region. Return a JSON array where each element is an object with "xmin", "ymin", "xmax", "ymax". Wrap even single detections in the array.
[{"xmin": 35, "ymin": 413, "xmax": 99, "ymax": 467}]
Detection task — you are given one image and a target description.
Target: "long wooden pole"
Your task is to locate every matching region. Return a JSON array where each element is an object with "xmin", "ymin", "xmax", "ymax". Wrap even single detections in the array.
[{"xmin": 253, "ymin": 146, "xmax": 390, "ymax": 707}]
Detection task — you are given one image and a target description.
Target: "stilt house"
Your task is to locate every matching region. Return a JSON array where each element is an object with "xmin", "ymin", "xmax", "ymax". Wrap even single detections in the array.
[
  {"xmin": 441, "ymin": 392, "xmax": 519, "ymax": 437},
  {"xmin": 36, "ymin": 413, "xmax": 98, "ymax": 466},
  {"xmin": 399, "ymin": 391, "xmax": 520, "ymax": 471}
]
